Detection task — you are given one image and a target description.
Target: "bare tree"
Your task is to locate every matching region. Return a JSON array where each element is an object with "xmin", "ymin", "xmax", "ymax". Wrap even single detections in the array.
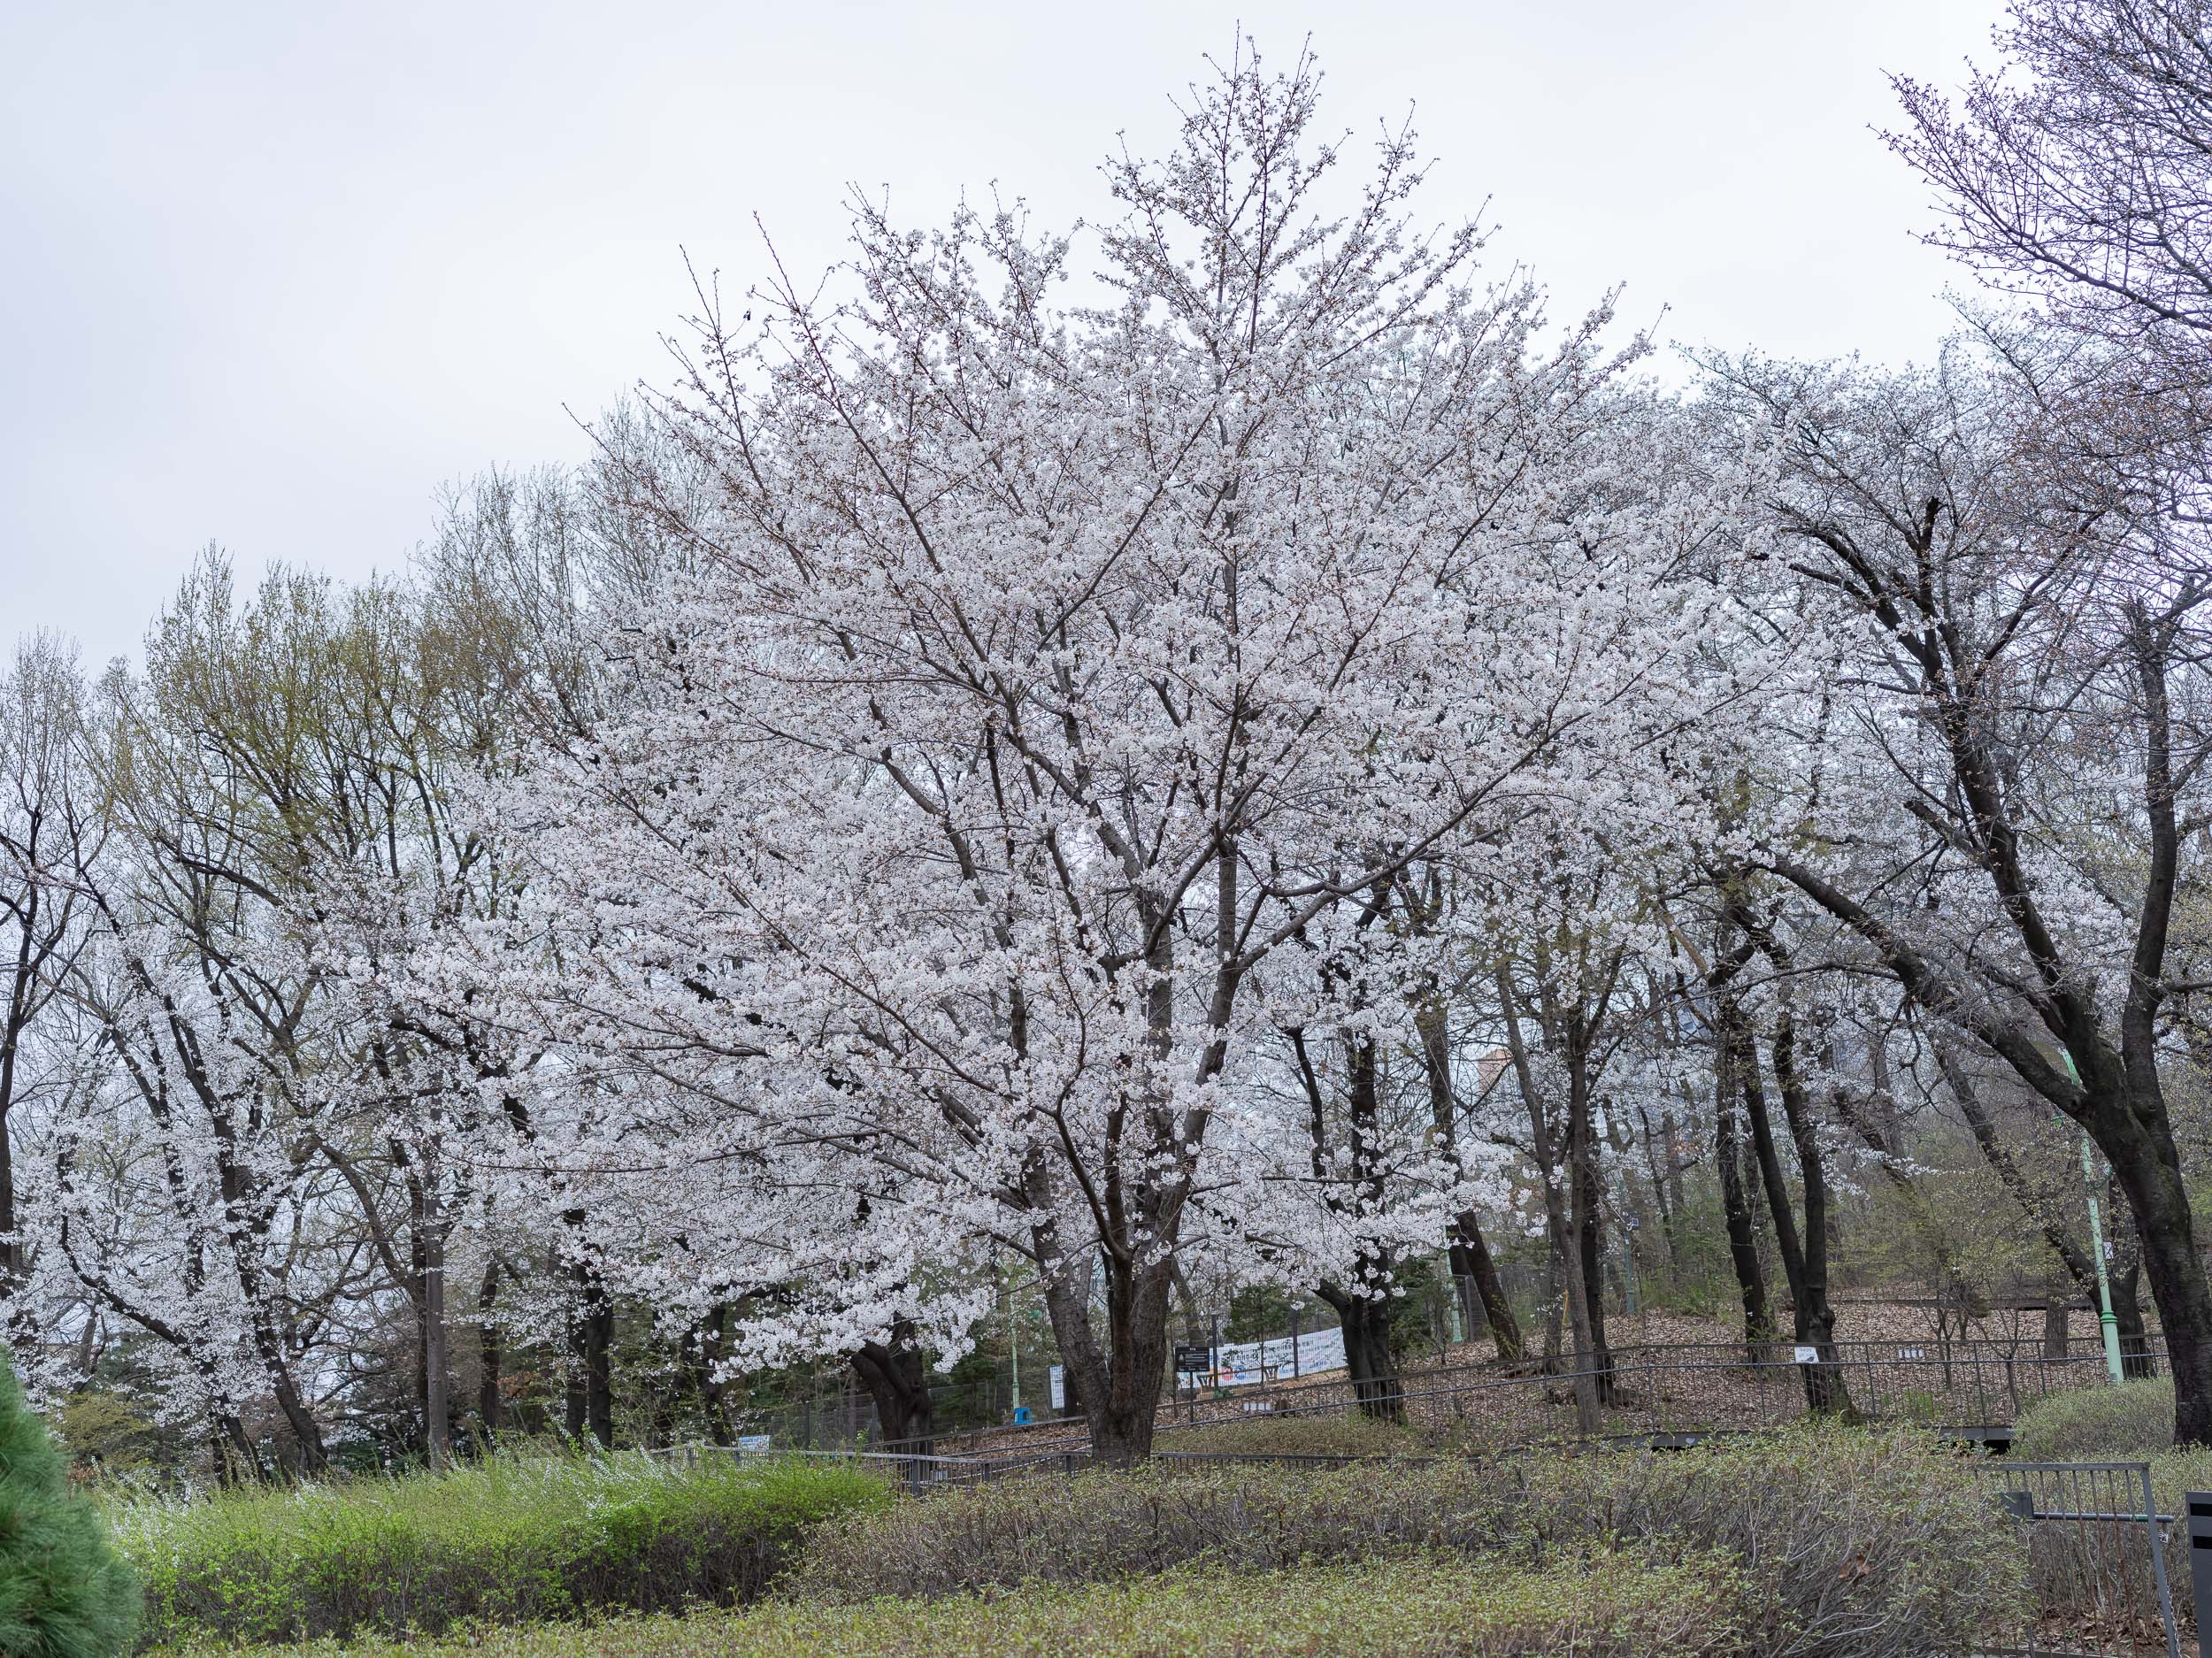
[{"xmin": 0, "ymin": 638, "xmax": 102, "ymax": 1330}]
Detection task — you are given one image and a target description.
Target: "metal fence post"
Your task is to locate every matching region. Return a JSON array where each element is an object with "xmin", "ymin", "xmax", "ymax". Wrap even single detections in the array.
[
  {"xmin": 2134, "ymin": 1465, "xmax": 2181, "ymax": 1658},
  {"xmin": 2184, "ymin": 1488, "xmax": 2212, "ymax": 1658}
]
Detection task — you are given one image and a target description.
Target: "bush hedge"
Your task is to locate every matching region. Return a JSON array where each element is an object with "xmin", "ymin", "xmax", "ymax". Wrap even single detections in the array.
[
  {"xmin": 154, "ymin": 1554, "xmax": 1751, "ymax": 1657},
  {"xmin": 2012, "ymin": 1378, "xmax": 2173, "ymax": 1460},
  {"xmin": 115, "ymin": 1449, "xmax": 887, "ymax": 1646},
  {"xmin": 798, "ymin": 1426, "xmax": 2020, "ymax": 1658},
  {"xmin": 1155, "ymin": 1412, "xmax": 1426, "ymax": 1459}
]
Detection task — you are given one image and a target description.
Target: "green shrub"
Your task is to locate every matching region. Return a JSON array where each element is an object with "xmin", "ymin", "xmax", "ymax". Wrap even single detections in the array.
[
  {"xmin": 154, "ymin": 1553, "xmax": 1751, "ymax": 1657},
  {"xmin": 1506, "ymin": 1427, "xmax": 2024, "ymax": 1658},
  {"xmin": 2011, "ymin": 1378, "xmax": 2173, "ymax": 1460},
  {"xmin": 799, "ymin": 1426, "xmax": 2019, "ymax": 1658},
  {"xmin": 114, "ymin": 1448, "xmax": 887, "ymax": 1646},
  {"xmin": 1156, "ymin": 1411, "xmax": 1424, "ymax": 1459},
  {"xmin": 0, "ymin": 1356, "xmax": 140, "ymax": 1658},
  {"xmin": 797, "ymin": 1460, "xmax": 1500, "ymax": 1596}
]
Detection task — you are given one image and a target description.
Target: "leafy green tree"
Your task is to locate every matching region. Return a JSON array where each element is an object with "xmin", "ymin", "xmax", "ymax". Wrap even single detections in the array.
[{"xmin": 0, "ymin": 1356, "xmax": 138, "ymax": 1658}]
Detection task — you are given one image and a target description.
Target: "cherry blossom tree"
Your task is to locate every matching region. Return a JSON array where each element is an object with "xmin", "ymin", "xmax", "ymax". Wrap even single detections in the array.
[{"xmin": 452, "ymin": 44, "xmax": 1781, "ymax": 1462}]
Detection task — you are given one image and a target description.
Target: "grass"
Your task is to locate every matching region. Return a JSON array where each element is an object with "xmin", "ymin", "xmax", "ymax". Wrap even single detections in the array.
[
  {"xmin": 111, "ymin": 1447, "xmax": 888, "ymax": 1646},
  {"xmin": 151, "ymin": 1553, "xmax": 1750, "ymax": 1657}
]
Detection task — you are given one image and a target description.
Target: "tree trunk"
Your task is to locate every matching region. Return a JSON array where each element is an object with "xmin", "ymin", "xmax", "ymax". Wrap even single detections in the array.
[
  {"xmin": 1332, "ymin": 1030, "xmax": 1403, "ymax": 1418},
  {"xmin": 476, "ymin": 1258, "xmax": 503, "ymax": 1438},
  {"xmin": 563, "ymin": 1276, "xmax": 614, "ymax": 1447},
  {"xmin": 1536, "ymin": 1244, "xmax": 1562, "ymax": 1371},
  {"xmin": 696, "ymin": 1305, "xmax": 738, "ymax": 1446},
  {"xmin": 414, "ymin": 1174, "xmax": 451, "ymax": 1470},
  {"xmin": 2112, "ymin": 1254, "xmax": 2156, "ymax": 1379},
  {"xmin": 1717, "ymin": 988, "xmax": 1841, "ymax": 1413},
  {"xmin": 851, "ymin": 1319, "xmax": 936, "ymax": 1450},
  {"xmin": 1725, "ymin": 997, "xmax": 1846, "ymax": 1409},
  {"xmin": 211, "ymin": 1408, "xmax": 260, "ymax": 1485},
  {"xmin": 559, "ymin": 1217, "xmax": 615, "ymax": 1447},
  {"xmin": 1637, "ymin": 1099, "xmax": 1679, "ymax": 1276},
  {"xmin": 2070, "ymin": 1061, "xmax": 2202, "ymax": 1426},
  {"xmin": 584, "ymin": 1299, "xmax": 613, "ymax": 1446},
  {"xmin": 1568, "ymin": 1032, "xmax": 1615, "ymax": 1403},
  {"xmin": 1714, "ymin": 1035, "xmax": 1774, "ymax": 1362},
  {"xmin": 0, "ymin": 893, "xmax": 34, "ymax": 1312},
  {"xmin": 1448, "ymin": 1241, "xmax": 1487, "ymax": 1339},
  {"xmin": 1496, "ymin": 969, "xmax": 1598, "ymax": 1430},
  {"xmin": 563, "ymin": 1354, "xmax": 586, "ymax": 1441},
  {"xmin": 1038, "ymin": 1245, "xmax": 1170, "ymax": 1466},
  {"xmin": 1450, "ymin": 1226, "xmax": 1523, "ymax": 1360},
  {"xmin": 1412, "ymin": 996, "xmax": 1524, "ymax": 1362},
  {"xmin": 1317, "ymin": 1282, "xmax": 1402, "ymax": 1421},
  {"xmin": 1766, "ymin": 1010, "xmax": 1854, "ymax": 1417}
]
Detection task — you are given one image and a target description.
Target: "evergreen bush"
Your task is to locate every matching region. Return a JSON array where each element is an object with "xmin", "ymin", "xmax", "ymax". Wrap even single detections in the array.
[{"xmin": 0, "ymin": 1355, "xmax": 140, "ymax": 1658}]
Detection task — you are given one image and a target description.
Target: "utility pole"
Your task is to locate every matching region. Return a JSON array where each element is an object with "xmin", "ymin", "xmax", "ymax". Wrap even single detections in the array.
[{"xmin": 2060, "ymin": 1052, "xmax": 2126, "ymax": 1385}]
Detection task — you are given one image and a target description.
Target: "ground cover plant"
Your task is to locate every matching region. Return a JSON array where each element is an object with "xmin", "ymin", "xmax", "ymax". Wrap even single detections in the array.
[
  {"xmin": 150, "ymin": 1554, "xmax": 1752, "ymax": 1658},
  {"xmin": 0, "ymin": 1356, "xmax": 139, "ymax": 1658},
  {"xmin": 112, "ymin": 1447, "xmax": 887, "ymax": 1647}
]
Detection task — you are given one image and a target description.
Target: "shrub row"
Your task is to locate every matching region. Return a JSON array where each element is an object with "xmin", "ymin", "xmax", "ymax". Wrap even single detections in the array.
[
  {"xmin": 798, "ymin": 1425, "xmax": 2022, "ymax": 1658},
  {"xmin": 117, "ymin": 1424, "xmax": 2047, "ymax": 1655},
  {"xmin": 1155, "ymin": 1411, "xmax": 1428, "ymax": 1459},
  {"xmin": 113, "ymin": 1448, "xmax": 887, "ymax": 1647},
  {"xmin": 154, "ymin": 1554, "xmax": 1750, "ymax": 1658},
  {"xmin": 2012, "ymin": 1377, "xmax": 2174, "ymax": 1461}
]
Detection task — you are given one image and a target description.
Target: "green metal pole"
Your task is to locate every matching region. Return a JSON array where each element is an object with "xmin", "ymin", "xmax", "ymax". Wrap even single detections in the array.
[
  {"xmin": 1009, "ymin": 1270, "xmax": 1022, "ymax": 1416},
  {"xmin": 2081, "ymin": 1133, "xmax": 2127, "ymax": 1384},
  {"xmin": 2061, "ymin": 1052, "xmax": 2127, "ymax": 1385}
]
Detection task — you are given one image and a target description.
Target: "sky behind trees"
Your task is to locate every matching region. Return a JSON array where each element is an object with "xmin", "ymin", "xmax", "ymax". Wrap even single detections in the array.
[{"xmin": 3, "ymin": 0, "xmax": 1997, "ymax": 666}]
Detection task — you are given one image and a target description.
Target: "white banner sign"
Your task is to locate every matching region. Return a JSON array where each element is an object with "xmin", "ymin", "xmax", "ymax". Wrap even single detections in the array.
[{"xmin": 1174, "ymin": 1324, "xmax": 1348, "ymax": 1385}]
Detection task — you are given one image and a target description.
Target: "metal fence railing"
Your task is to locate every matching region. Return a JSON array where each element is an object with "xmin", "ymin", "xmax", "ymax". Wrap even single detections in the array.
[
  {"xmin": 879, "ymin": 1338, "xmax": 2165, "ymax": 1461},
  {"xmin": 1960, "ymin": 1460, "xmax": 2180, "ymax": 1658},
  {"xmin": 663, "ymin": 1439, "xmax": 1102, "ymax": 1491}
]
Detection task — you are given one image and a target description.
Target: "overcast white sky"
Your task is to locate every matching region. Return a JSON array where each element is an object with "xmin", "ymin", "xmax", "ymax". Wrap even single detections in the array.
[{"xmin": 4, "ymin": 0, "xmax": 2004, "ymax": 667}]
